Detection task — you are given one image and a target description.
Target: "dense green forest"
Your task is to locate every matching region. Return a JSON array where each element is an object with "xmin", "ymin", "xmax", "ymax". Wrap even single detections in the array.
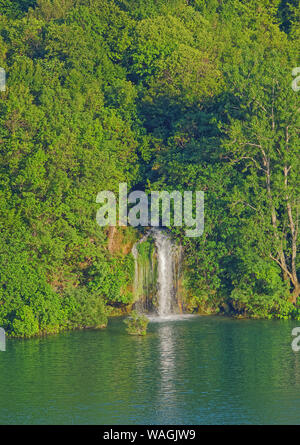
[{"xmin": 0, "ymin": 0, "xmax": 299, "ymax": 337}]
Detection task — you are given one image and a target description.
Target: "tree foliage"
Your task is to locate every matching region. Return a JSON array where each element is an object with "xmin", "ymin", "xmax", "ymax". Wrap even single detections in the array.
[{"xmin": 0, "ymin": 0, "xmax": 299, "ymax": 336}]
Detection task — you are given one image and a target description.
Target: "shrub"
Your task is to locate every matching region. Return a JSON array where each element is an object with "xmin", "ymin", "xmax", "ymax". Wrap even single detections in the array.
[
  {"xmin": 124, "ymin": 310, "xmax": 149, "ymax": 336},
  {"xmin": 12, "ymin": 306, "xmax": 39, "ymax": 337},
  {"xmin": 63, "ymin": 287, "xmax": 109, "ymax": 329}
]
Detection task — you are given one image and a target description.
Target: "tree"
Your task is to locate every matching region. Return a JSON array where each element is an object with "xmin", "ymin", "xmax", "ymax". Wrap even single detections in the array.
[{"xmin": 222, "ymin": 35, "xmax": 300, "ymax": 302}]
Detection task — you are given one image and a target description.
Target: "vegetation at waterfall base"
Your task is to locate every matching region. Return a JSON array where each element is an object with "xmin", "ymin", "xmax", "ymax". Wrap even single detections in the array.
[
  {"xmin": 124, "ymin": 311, "xmax": 149, "ymax": 336},
  {"xmin": 0, "ymin": 0, "xmax": 299, "ymax": 337}
]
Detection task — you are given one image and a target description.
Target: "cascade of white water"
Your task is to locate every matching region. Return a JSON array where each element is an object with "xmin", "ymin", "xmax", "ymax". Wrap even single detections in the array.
[
  {"xmin": 153, "ymin": 230, "xmax": 176, "ymax": 317},
  {"xmin": 132, "ymin": 229, "xmax": 181, "ymax": 316}
]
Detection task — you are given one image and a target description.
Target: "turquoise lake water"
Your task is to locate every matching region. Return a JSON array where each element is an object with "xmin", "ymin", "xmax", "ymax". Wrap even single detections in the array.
[{"xmin": 1, "ymin": 315, "xmax": 300, "ymax": 424}]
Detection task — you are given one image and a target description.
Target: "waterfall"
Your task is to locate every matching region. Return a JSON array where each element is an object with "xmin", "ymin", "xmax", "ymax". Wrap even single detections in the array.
[
  {"xmin": 153, "ymin": 230, "xmax": 176, "ymax": 317},
  {"xmin": 132, "ymin": 229, "xmax": 182, "ymax": 317}
]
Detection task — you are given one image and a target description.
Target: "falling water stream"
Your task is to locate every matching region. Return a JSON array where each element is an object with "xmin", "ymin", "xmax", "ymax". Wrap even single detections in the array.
[
  {"xmin": 132, "ymin": 229, "xmax": 181, "ymax": 317},
  {"xmin": 153, "ymin": 230, "xmax": 176, "ymax": 317}
]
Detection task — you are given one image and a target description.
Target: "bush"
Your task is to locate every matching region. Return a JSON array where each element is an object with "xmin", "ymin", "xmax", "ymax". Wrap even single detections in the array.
[
  {"xmin": 124, "ymin": 310, "xmax": 149, "ymax": 336},
  {"xmin": 63, "ymin": 287, "xmax": 109, "ymax": 329},
  {"xmin": 12, "ymin": 306, "xmax": 39, "ymax": 337}
]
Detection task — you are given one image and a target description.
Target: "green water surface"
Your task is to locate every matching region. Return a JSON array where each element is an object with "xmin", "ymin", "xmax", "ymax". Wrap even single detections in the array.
[{"xmin": 1, "ymin": 315, "xmax": 300, "ymax": 424}]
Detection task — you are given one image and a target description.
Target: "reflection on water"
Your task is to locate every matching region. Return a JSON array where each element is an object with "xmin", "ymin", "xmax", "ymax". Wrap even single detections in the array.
[
  {"xmin": 1, "ymin": 316, "xmax": 300, "ymax": 424},
  {"xmin": 158, "ymin": 324, "xmax": 177, "ymax": 415}
]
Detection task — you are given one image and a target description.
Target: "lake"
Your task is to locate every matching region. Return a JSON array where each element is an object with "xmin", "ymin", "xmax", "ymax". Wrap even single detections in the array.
[{"xmin": 1, "ymin": 315, "xmax": 300, "ymax": 424}]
